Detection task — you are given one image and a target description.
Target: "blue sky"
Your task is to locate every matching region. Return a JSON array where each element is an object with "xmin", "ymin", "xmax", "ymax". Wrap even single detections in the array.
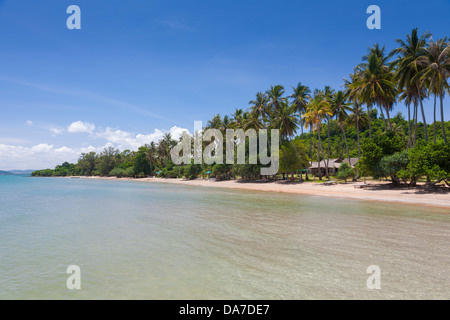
[{"xmin": 0, "ymin": 0, "xmax": 449, "ymax": 170}]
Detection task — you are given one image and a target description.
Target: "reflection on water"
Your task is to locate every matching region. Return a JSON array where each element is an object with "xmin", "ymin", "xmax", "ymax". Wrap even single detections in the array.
[{"xmin": 0, "ymin": 176, "xmax": 449, "ymax": 299}]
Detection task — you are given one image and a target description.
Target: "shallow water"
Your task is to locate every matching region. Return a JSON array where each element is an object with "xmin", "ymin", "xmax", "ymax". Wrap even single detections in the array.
[{"xmin": 0, "ymin": 175, "xmax": 448, "ymax": 299}]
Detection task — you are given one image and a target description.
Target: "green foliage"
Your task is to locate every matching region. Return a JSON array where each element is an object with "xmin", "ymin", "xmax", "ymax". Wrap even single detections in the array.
[
  {"xmin": 183, "ymin": 164, "xmax": 202, "ymax": 180},
  {"xmin": 76, "ymin": 152, "xmax": 96, "ymax": 176},
  {"xmin": 160, "ymin": 166, "xmax": 182, "ymax": 178},
  {"xmin": 379, "ymin": 151, "xmax": 409, "ymax": 184},
  {"xmin": 95, "ymin": 147, "xmax": 119, "ymax": 176},
  {"xmin": 357, "ymin": 131, "xmax": 406, "ymax": 179},
  {"xmin": 336, "ymin": 162, "xmax": 355, "ymax": 183},
  {"xmin": 32, "ymin": 162, "xmax": 79, "ymax": 177},
  {"xmin": 279, "ymin": 141, "xmax": 310, "ymax": 174},
  {"xmin": 401, "ymin": 142, "xmax": 450, "ymax": 185},
  {"xmin": 232, "ymin": 164, "xmax": 261, "ymax": 180},
  {"xmin": 31, "ymin": 169, "xmax": 55, "ymax": 177},
  {"xmin": 108, "ymin": 167, "xmax": 134, "ymax": 178},
  {"xmin": 133, "ymin": 147, "xmax": 151, "ymax": 176},
  {"xmin": 211, "ymin": 164, "xmax": 232, "ymax": 180}
]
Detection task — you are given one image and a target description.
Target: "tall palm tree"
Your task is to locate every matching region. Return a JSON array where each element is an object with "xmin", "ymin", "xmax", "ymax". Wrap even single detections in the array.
[
  {"xmin": 417, "ymin": 37, "xmax": 450, "ymax": 144},
  {"xmin": 249, "ymin": 92, "xmax": 269, "ymax": 123},
  {"xmin": 231, "ymin": 109, "xmax": 244, "ymax": 129},
  {"xmin": 289, "ymin": 83, "xmax": 311, "ymax": 180},
  {"xmin": 157, "ymin": 133, "xmax": 174, "ymax": 166},
  {"xmin": 243, "ymin": 113, "xmax": 264, "ymax": 130},
  {"xmin": 345, "ymin": 70, "xmax": 372, "ymax": 139},
  {"xmin": 302, "ymin": 96, "xmax": 332, "ymax": 180},
  {"xmin": 266, "ymin": 85, "xmax": 286, "ymax": 111},
  {"xmin": 144, "ymin": 142, "xmax": 157, "ymax": 174},
  {"xmin": 290, "ymin": 83, "xmax": 311, "ymax": 135},
  {"xmin": 222, "ymin": 115, "xmax": 232, "ymax": 131},
  {"xmin": 205, "ymin": 114, "xmax": 224, "ymax": 130},
  {"xmin": 333, "ymin": 90, "xmax": 352, "ymax": 164},
  {"xmin": 357, "ymin": 44, "xmax": 397, "ymax": 131},
  {"xmin": 398, "ymin": 87, "xmax": 415, "ymax": 148},
  {"xmin": 272, "ymin": 101, "xmax": 302, "ymax": 180},
  {"xmin": 345, "ymin": 105, "xmax": 369, "ymax": 159},
  {"xmin": 392, "ymin": 28, "xmax": 431, "ymax": 143},
  {"xmin": 323, "ymin": 86, "xmax": 335, "ymax": 179}
]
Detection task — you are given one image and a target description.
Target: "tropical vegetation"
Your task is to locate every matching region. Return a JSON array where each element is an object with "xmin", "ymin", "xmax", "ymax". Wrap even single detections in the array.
[{"xmin": 32, "ymin": 29, "xmax": 450, "ymax": 187}]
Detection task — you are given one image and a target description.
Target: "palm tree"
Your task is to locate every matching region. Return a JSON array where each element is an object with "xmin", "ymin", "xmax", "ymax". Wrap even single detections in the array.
[
  {"xmin": 231, "ymin": 109, "xmax": 244, "ymax": 129},
  {"xmin": 344, "ymin": 71, "xmax": 366, "ymax": 158},
  {"xmin": 289, "ymin": 83, "xmax": 311, "ymax": 180},
  {"xmin": 392, "ymin": 28, "xmax": 431, "ymax": 144},
  {"xmin": 397, "ymin": 87, "xmax": 413, "ymax": 148},
  {"xmin": 272, "ymin": 101, "xmax": 301, "ymax": 180},
  {"xmin": 417, "ymin": 37, "xmax": 450, "ymax": 144},
  {"xmin": 243, "ymin": 113, "xmax": 264, "ymax": 130},
  {"xmin": 266, "ymin": 85, "xmax": 286, "ymax": 111},
  {"xmin": 222, "ymin": 115, "xmax": 232, "ymax": 131},
  {"xmin": 323, "ymin": 86, "xmax": 335, "ymax": 179},
  {"xmin": 290, "ymin": 83, "xmax": 311, "ymax": 135},
  {"xmin": 357, "ymin": 44, "xmax": 397, "ymax": 131},
  {"xmin": 205, "ymin": 114, "xmax": 223, "ymax": 130},
  {"xmin": 344, "ymin": 70, "xmax": 373, "ymax": 139},
  {"xmin": 333, "ymin": 90, "xmax": 352, "ymax": 164},
  {"xmin": 345, "ymin": 105, "xmax": 369, "ymax": 159},
  {"xmin": 249, "ymin": 92, "xmax": 269, "ymax": 123},
  {"xmin": 157, "ymin": 133, "xmax": 174, "ymax": 166},
  {"xmin": 302, "ymin": 96, "xmax": 332, "ymax": 180},
  {"xmin": 145, "ymin": 141, "xmax": 157, "ymax": 174}
]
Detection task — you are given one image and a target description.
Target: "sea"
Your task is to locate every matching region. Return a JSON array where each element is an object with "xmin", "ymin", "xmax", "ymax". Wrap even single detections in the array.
[{"xmin": 0, "ymin": 175, "xmax": 448, "ymax": 299}]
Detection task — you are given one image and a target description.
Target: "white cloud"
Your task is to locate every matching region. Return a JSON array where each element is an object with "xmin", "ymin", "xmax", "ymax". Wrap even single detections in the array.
[
  {"xmin": 97, "ymin": 126, "xmax": 189, "ymax": 150},
  {"xmin": 0, "ymin": 143, "xmax": 106, "ymax": 170},
  {"xmin": 49, "ymin": 127, "xmax": 64, "ymax": 136},
  {"xmin": 0, "ymin": 124, "xmax": 190, "ymax": 170},
  {"xmin": 67, "ymin": 121, "xmax": 96, "ymax": 134},
  {"xmin": 0, "ymin": 138, "xmax": 28, "ymax": 144},
  {"xmin": 25, "ymin": 120, "xmax": 33, "ymax": 126}
]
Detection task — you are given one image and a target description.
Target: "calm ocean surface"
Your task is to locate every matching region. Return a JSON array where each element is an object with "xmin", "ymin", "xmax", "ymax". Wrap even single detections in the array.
[{"xmin": 0, "ymin": 175, "xmax": 448, "ymax": 299}]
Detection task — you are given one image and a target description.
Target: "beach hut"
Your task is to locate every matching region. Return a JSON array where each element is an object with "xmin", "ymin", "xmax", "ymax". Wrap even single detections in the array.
[{"xmin": 307, "ymin": 158, "xmax": 358, "ymax": 176}]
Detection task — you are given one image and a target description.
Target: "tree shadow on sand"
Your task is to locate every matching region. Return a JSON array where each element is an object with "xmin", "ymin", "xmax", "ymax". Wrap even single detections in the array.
[{"xmin": 361, "ymin": 183, "xmax": 450, "ymax": 195}]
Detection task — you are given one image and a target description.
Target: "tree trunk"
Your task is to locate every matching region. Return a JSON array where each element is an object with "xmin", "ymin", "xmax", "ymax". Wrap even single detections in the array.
[
  {"xmin": 289, "ymin": 139, "xmax": 303, "ymax": 182},
  {"xmin": 419, "ymin": 92, "xmax": 428, "ymax": 142},
  {"xmin": 356, "ymin": 108, "xmax": 361, "ymax": 159},
  {"xmin": 413, "ymin": 101, "xmax": 418, "ymax": 147},
  {"xmin": 391, "ymin": 174, "xmax": 401, "ymax": 186},
  {"xmin": 407, "ymin": 103, "xmax": 412, "ymax": 150},
  {"xmin": 385, "ymin": 106, "xmax": 392, "ymax": 131},
  {"xmin": 433, "ymin": 94, "xmax": 437, "ymax": 144},
  {"xmin": 326, "ymin": 116, "xmax": 331, "ymax": 180},
  {"xmin": 367, "ymin": 105, "xmax": 372, "ymax": 139},
  {"xmin": 317, "ymin": 127, "xmax": 323, "ymax": 180},
  {"xmin": 379, "ymin": 105, "xmax": 387, "ymax": 131},
  {"xmin": 308, "ymin": 124, "xmax": 313, "ymax": 179},
  {"xmin": 340, "ymin": 123, "xmax": 351, "ymax": 165},
  {"xmin": 441, "ymin": 94, "xmax": 447, "ymax": 144}
]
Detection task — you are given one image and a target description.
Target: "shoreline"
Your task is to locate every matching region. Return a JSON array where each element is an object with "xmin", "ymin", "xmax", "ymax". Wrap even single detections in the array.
[{"xmin": 72, "ymin": 176, "xmax": 450, "ymax": 209}]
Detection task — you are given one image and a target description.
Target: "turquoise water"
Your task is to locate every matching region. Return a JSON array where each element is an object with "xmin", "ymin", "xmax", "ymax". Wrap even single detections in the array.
[{"xmin": 0, "ymin": 175, "xmax": 449, "ymax": 299}]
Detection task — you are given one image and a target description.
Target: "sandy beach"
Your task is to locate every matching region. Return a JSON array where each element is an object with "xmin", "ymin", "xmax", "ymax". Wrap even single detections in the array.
[{"xmin": 77, "ymin": 176, "xmax": 450, "ymax": 208}]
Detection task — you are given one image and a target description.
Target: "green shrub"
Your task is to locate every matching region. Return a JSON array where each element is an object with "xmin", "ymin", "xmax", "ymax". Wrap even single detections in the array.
[{"xmin": 336, "ymin": 162, "xmax": 355, "ymax": 183}]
